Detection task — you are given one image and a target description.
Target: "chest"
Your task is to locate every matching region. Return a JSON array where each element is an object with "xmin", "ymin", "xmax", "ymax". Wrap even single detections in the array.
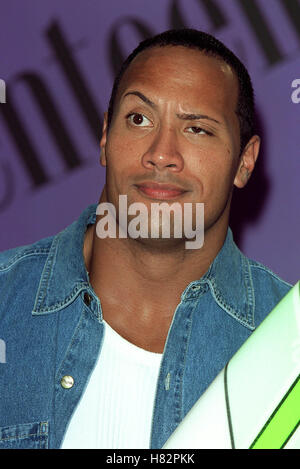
[{"xmin": 100, "ymin": 300, "xmax": 175, "ymax": 353}]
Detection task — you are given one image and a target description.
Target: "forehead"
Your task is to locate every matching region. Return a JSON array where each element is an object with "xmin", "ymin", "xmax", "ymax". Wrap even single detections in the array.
[{"xmin": 116, "ymin": 46, "xmax": 239, "ymax": 116}]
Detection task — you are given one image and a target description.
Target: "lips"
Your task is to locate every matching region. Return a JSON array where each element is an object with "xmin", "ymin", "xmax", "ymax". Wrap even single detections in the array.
[{"xmin": 135, "ymin": 182, "xmax": 188, "ymax": 200}]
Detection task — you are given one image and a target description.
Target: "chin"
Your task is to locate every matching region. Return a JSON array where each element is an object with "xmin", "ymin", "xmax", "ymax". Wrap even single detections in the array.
[{"xmin": 130, "ymin": 235, "xmax": 187, "ymax": 253}]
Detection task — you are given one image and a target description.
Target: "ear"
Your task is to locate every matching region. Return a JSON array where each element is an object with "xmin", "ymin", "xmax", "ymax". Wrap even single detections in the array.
[
  {"xmin": 234, "ymin": 135, "xmax": 260, "ymax": 188},
  {"xmin": 100, "ymin": 112, "xmax": 108, "ymax": 167}
]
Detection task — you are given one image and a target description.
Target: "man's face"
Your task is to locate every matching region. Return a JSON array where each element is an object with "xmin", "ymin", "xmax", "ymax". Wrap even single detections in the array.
[{"xmin": 100, "ymin": 46, "xmax": 255, "ymax": 244}]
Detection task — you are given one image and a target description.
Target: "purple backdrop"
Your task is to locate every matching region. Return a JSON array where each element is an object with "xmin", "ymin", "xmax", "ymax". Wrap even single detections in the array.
[{"xmin": 0, "ymin": 0, "xmax": 299, "ymax": 284}]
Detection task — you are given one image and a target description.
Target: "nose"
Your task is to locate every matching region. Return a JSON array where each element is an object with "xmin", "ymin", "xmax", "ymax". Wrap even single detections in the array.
[{"xmin": 141, "ymin": 126, "xmax": 184, "ymax": 172}]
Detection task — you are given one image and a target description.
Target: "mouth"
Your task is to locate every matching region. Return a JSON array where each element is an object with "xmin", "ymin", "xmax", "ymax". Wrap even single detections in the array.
[{"xmin": 134, "ymin": 182, "xmax": 189, "ymax": 200}]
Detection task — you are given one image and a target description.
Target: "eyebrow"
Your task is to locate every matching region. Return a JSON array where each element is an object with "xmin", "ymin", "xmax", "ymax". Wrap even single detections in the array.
[
  {"xmin": 176, "ymin": 113, "xmax": 220, "ymax": 124},
  {"xmin": 122, "ymin": 90, "xmax": 221, "ymax": 125},
  {"xmin": 123, "ymin": 91, "xmax": 157, "ymax": 108}
]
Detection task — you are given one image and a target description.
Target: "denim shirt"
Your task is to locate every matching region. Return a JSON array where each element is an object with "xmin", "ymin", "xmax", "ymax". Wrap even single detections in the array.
[{"xmin": 0, "ymin": 204, "xmax": 291, "ymax": 449}]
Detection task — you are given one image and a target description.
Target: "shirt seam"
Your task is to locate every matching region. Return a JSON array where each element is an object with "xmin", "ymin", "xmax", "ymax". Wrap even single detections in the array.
[
  {"xmin": 249, "ymin": 263, "xmax": 292, "ymax": 287},
  {"xmin": 32, "ymin": 282, "xmax": 90, "ymax": 314},
  {"xmin": 0, "ymin": 249, "xmax": 50, "ymax": 271}
]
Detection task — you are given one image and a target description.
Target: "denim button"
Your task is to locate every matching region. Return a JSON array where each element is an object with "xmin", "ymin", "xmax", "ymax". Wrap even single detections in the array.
[
  {"xmin": 84, "ymin": 292, "xmax": 92, "ymax": 306},
  {"xmin": 61, "ymin": 375, "xmax": 74, "ymax": 389}
]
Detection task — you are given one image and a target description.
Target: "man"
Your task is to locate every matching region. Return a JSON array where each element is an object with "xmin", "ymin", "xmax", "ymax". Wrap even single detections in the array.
[{"xmin": 0, "ymin": 29, "xmax": 291, "ymax": 449}]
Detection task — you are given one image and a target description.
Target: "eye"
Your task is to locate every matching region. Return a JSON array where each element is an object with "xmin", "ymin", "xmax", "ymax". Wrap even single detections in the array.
[
  {"xmin": 186, "ymin": 126, "xmax": 213, "ymax": 136},
  {"xmin": 126, "ymin": 112, "xmax": 152, "ymax": 127}
]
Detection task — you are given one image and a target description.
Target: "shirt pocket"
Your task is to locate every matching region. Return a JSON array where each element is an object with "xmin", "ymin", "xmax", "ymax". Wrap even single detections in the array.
[{"xmin": 0, "ymin": 421, "xmax": 49, "ymax": 449}]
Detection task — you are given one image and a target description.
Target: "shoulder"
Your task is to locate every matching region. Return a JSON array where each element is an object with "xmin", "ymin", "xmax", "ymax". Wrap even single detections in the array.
[
  {"xmin": 248, "ymin": 257, "xmax": 292, "ymax": 295},
  {"xmin": 0, "ymin": 236, "xmax": 57, "ymax": 322},
  {"xmin": 0, "ymin": 235, "xmax": 54, "ymax": 273},
  {"xmin": 0, "ymin": 204, "xmax": 97, "ymax": 272},
  {"xmin": 247, "ymin": 256, "xmax": 292, "ymax": 326}
]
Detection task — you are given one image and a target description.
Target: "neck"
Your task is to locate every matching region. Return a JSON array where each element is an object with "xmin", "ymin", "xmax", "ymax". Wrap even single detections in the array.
[
  {"xmin": 83, "ymin": 208, "xmax": 229, "ymax": 352},
  {"xmin": 85, "ymin": 215, "xmax": 228, "ymax": 308}
]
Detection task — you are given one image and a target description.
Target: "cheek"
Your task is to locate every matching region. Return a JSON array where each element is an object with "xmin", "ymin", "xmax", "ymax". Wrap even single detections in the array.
[
  {"xmin": 188, "ymin": 146, "xmax": 237, "ymax": 199},
  {"xmin": 105, "ymin": 139, "xmax": 140, "ymax": 197},
  {"xmin": 106, "ymin": 130, "xmax": 141, "ymax": 170}
]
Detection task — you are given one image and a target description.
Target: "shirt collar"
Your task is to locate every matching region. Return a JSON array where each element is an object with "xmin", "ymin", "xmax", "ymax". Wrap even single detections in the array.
[
  {"xmin": 33, "ymin": 204, "xmax": 255, "ymax": 328},
  {"xmin": 32, "ymin": 204, "xmax": 98, "ymax": 315},
  {"xmin": 182, "ymin": 228, "xmax": 255, "ymax": 329}
]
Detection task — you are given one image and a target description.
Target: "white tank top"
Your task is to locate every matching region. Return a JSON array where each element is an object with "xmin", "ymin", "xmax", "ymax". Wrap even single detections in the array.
[{"xmin": 61, "ymin": 320, "xmax": 163, "ymax": 449}]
